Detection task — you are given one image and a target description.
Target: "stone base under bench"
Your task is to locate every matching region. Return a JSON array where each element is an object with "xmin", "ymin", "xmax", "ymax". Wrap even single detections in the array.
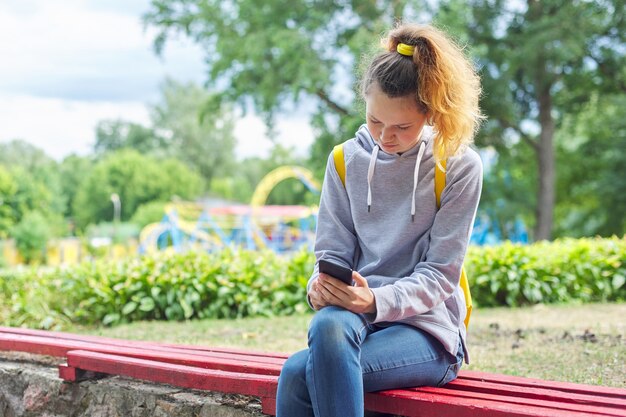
[{"xmin": 0, "ymin": 352, "xmax": 264, "ymax": 417}]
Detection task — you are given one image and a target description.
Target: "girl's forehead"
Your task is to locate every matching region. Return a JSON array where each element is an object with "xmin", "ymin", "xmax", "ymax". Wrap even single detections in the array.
[{"xmin": 366, "ymin": 87, "xmax": 422, "ymax": 122}]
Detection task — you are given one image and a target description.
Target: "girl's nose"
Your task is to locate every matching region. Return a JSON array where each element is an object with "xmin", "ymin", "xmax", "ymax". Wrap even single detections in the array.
[{"xmin": 380, "ymin": 128, "xmax": 391, "ymax": 142}]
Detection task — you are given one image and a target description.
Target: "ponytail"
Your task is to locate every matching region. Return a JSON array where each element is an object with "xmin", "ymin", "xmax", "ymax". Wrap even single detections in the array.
[{"xmin": 361, "ymin": 24, "xmax": 484, "ymax": 164}]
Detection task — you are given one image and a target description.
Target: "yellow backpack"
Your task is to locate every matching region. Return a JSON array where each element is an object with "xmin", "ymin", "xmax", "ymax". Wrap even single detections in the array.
[{"xmin": 332, "ymin": 144, "xmax": 473, "ymax": 329}]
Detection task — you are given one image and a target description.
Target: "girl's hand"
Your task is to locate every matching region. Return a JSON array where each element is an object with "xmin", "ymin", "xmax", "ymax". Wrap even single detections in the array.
[
  {"xmin": 317, "ymin": 270, "xmax": 376, "ymax": 314},
  {"xmin": 308, "ymin": 278, "xmax": 330, "ymax": 310}
]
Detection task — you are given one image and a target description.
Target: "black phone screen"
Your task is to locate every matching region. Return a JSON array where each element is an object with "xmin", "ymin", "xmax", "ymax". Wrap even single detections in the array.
[{"xmin": 318, "ymin": 259, "xmax": 353, "ymax": 285}]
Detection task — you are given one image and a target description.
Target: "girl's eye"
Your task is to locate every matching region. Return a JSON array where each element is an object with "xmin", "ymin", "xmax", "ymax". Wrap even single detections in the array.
[
  {"xmin": 398, "ymin": 126, "xmax": 410, "ymax": 131},
  {"xmin": 370, "ymin": 119, "xmax": 381, "ymax": 124}
]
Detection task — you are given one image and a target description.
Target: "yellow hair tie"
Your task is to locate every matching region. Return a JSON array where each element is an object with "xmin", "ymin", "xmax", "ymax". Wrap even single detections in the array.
[{"xmin": 396, "ymin": 43, "xmax": 415, "ymax": 57}]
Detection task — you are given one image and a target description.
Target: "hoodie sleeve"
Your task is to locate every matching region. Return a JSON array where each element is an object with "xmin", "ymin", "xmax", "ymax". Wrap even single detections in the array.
[
  {"xmin": 366, "ymin": 150, "xmax": 483, "ymax": 323},
  {"xmin": 307, "ymin": 151, "xmax": 358, "ymax": 302}
]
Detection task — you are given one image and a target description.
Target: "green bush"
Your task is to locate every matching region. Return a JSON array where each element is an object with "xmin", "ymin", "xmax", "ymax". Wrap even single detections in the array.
[
  {"xmin": 0, "ymin": 248, "xmax": 314, "ymax": 329},
  {"xmin": 0, "ymin": 237, "xmax": 623, "ymax": 330},
  {"xmin": 130, "ymin": 201, "xmax": 168, "ymax": 228},
  {"xmin": 11, "ymin": 211, "xmax": 51, "ymax": 264},
  {"xmin": 466, "ymin": 237, "xmax": 626, "ymax": 306}
]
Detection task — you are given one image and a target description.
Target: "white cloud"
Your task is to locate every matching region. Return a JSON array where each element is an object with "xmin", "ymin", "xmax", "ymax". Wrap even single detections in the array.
[
  {"xmin": 0, "ymin": 0, "xmax": 315, "ymax": 161},
  {"xmin": 234, "ymin": 114, "xmax": 314, "ymax": 160},
  {"xmin": 0, "ymin": 0, "xmax": 206, "ymax": 101},
  {"xmin": 0, "ymin": 93, "xmax": 150, "ymax": 160}
]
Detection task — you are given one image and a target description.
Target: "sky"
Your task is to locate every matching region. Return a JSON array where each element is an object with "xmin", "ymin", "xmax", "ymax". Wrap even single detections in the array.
[{"xmin": 0, "ymin": 0, "xmax": 314, "ymax": 161}]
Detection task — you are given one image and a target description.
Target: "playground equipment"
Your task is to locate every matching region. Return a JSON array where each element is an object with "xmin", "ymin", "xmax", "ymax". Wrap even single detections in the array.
[
  {"xmin": 250, "ymin": 166, "xmax": 319, "ymax": 207},
  {"xmin": 470, "ymin": 212, "xmax": 529, "ymax": 245},
  {"xmin": 139, "ymin": 166, "xmax": 321, "ymax": 254},
  {"xmin": 138, "ymin": 164, "xmax": 528, "ymax": 255}
]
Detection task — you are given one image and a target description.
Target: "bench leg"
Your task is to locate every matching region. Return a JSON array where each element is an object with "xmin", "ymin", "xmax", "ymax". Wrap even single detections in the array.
[
  {"xmin": 58, "ymin": 363, "xmax": 107, "ymax": 382},
  {"xmin": 260, "ymin": 396, "xmax": 276, "ymax": 415}
]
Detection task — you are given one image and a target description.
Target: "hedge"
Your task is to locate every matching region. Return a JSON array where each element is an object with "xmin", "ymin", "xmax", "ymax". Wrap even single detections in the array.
[
  {"xmin": 0, "ymin": 237, "xmax": 624, "ymax": 330},
  {"xmin": 465, "ymin": 237, "xmax": 625, "ymax": 306}
]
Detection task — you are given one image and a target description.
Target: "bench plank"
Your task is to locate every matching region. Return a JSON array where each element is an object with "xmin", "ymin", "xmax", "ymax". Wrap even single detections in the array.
[
  {"xmin": 7, "ymin": 326, "xmax": 620, "ymax": 404},
  {"xmin": 446, "ymin": 378, "xmax": 626, "ymax": 410},
  {"xmin": 0, "ymin": 334, "xmax": 283, "ymax": 375},
  {"xmin": 64, "ymin": 349, "xmax": 278, "ymax": 414},
  {"xmin": 401, "ymin": 385, "xmax": 625, "ymax": 416},
  {"xmin": 64, "ymin": 350, "xmax": 613, "ymax": 417},
  {"xmin": 0, "ymin": 326, "xmax": 288, "ymax": 359},
  {"xmin": 59, "ymin": 348, "xmax": 626, "ymax": 417},
  {"xmin": 461, "ymin": 370, "xmax": 626, "ymax": 399},
  {"xmin": 2, "ymin": 327, "xmax": 625, "ymax": 417},
  {"xmin": 365, "ymin": 388, "xmax": 619, "ymax": 417}
]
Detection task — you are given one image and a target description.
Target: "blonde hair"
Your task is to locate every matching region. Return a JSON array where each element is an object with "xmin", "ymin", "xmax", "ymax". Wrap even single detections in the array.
[{"xmin": 361, "ymin": 24, "xmax": 484, "ymax": 163}]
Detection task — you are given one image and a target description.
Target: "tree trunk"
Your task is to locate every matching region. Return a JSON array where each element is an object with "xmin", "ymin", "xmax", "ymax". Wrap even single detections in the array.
[{"xmin": 534, "ymin": 79, "xmax": 555, "ymax": 241}]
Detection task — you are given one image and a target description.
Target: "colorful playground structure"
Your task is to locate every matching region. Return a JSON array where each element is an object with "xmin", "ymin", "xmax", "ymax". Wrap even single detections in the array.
[
  {"xmin": 0, "ymin": 165, "xmax": 527, "ymax": 266},
  {"xmin": 138, "ymin": 166, "xmax": 321, "ymax": 254},
  {"xmin": 137, "ymin": 164, "xmax": 528, "ymax": 255}
]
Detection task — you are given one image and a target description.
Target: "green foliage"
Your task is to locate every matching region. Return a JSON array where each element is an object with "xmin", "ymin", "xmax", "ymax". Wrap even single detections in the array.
[
  {"xmin": 130, "ymin": 201, "xmax": 168, "ymax": 228},
  {"xmin": 94, "ymin": 119, "xmax": 165, "ymax": 157},
  {"xmin": 145, "ymin": 0, "xmax": 346, "ymax": 119},
  {"xmin": 1, "ymin": 238, "xmax": 625, "ymax": 330},
  {"xmin": 436, "ymin": 0, "xmax": 626, "ymax": 240},
  {"xmin": 480, "ymin": 143, "xmax": 537, "ymax": 240},
  {"xmin": 210, "ymin": 144, "xmax": 319, "ymax": 205},
  {"xmin": 0, "ymin": 140, "xmax": 66, "ymax": 219},
  {"xmin": 466, "ymin": 237, "xmax": 626, "ymax": 307},
  {"xmin": 0, "ymin": 248, "xmax": 314, "ymax": 329},
  {"xmin": 58, "ymin": 154, "xmax": 94, "ymax": 220},
  {"xmin": 73, "ymin": 149, "xmax": 203, "ymax": 229},
  {"xmin": 209, "ymin": 176, "xmax": 254, "ymax": 203},
  {"xmin": 0, "ymin": 165, "xmax": 18, "ymax": 238},
  {"xmin": 144, "ymin": 0, "xmax": 626, "ymax": 239},
  {"xmin": 555, "ymin": 94, "xmax": 626, "ymax": 237},
  {"xmin": 85, "ymin": 222, "xmax": 141, "ymax": 243},
  {"xmin": 143, "ymin": 0, "xmax": 415, "ymax": 178},
  {"xmin": 150, "ymin": 79, "xmax": 237, "ymax": 186},
  {"xmin": 10, "ymin": 211, "xmax": 51, "ymax": 264},
  {"xmin": 0, "ymin": 141, "xmax": 67, "ymax": 237}
]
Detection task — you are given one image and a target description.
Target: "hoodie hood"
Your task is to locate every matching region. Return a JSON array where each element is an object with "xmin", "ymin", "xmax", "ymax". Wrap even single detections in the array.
[
  {"xmin": 354, "ymin": 124, "xmax": 433, "ymax": 220},
  {"xmin": 354, "ymin": 124, "xmax": 433, "ymax": 158}
]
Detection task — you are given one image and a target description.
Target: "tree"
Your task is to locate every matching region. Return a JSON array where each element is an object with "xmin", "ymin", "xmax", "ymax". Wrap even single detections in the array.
[
  {"xmin": 0, "ymin": 166, "xmax": 18, "ymax": 238},
  {"xmin": 0, "ymin": 141, "xmax": 69, "ymax": 239},
  {"xmin": 145, "ymin": 0, "xmax": 626, "ymax": 241},
  {"xmin": 143, "ymin": 1, "xmax": 417, "ymax": 176},
  {"xmin": 211, "ymin": 144, "xmax": 318, "ymax": 205},
  {"xmin": 150, "ymin": 79, "xmax": 237, "ymax": 185},
  {"xmin": 73, "ymin": 149, "xmax": 204, "ymax": 229},
  {"xmin": 479, "ymin": 144, "xmax": 537, "ymax": 241},
  {"xmin": 0, "ymin": 140, "xmax": 66, "ymax": 218},
  {"xmin": 437, "ymin": 0, "xmax": 626, "ymax": 240},
  {"xmin": 11, "ymin": 211, "xmax": 51, "ymax": 264},
  {"xmin": 58, "ymin": 154, "xmax": 94, "ymax": 221},
  {"xmin": 555, "ymin": 93, "xmax": 626, "ymax": 237},
  {"xmin": 94, "ymin": 119, "xmax": 165, "ymax": 157}
]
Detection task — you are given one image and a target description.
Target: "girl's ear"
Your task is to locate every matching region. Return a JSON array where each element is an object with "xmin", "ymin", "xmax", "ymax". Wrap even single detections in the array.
[{"xmin": 425, "ymin": 111, "xmax": 434, "ymax": 126}]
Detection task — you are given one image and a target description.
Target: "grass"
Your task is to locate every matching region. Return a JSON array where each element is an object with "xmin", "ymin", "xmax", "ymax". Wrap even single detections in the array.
[{"xmin": 68, "ymin": 302, "xmax": 626, "ymax": 388}]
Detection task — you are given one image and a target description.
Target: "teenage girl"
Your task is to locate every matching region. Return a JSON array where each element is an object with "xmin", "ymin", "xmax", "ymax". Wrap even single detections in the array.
[{"xmin": 276, "ymin": 22, "xmax": 484, "ymax": 417}]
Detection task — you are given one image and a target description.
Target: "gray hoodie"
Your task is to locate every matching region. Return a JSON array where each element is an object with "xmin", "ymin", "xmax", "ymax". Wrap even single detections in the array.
[{"xmin": 309, "ymin": 124, "xmax": 483, "ymax": 364}]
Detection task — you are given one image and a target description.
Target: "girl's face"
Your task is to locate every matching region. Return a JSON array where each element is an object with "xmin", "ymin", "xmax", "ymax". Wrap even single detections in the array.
[{"xmin": 365, "ymin": 83, "xmax": 429, "ymax": 154}]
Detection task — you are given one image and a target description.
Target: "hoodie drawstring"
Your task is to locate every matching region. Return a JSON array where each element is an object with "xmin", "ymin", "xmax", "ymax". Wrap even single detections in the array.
[
  {"xmin": 411, "ymin": 141, "xmax": 426, "ymax": 222},
  {"xmin": 367, "ymin": 145, "xmax": 379, "ymax": 212},
  {"xmin": 366, "ymin": 141, "xmax": 426, "ymax": 222}
]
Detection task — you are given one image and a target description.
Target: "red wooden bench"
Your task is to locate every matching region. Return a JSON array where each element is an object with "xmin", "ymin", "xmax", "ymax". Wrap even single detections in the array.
[{"xmin": 1, "ymin": 326, "xmax": 625, "ymax": 417}]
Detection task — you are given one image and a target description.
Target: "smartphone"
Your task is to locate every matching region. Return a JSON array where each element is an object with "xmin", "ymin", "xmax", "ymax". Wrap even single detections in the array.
[{"xmin": 318, "ymin": 259, "xmax": 353, "ymax": 285}]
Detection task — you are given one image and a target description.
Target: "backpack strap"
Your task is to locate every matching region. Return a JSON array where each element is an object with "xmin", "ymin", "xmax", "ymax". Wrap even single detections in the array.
[
  {"xmin": 333, "ymin": 144, "xmax": 346, "ymax": 187},
  {"xmin": 435, "ymin": 160, "xmax": 473, "ymax": 329},
  {"xmin": 333, "ymin": 144, "xmax": 472, "ymax": 329},
  {"xmin": 435, "ymin": 161, "xmax": 446, "ymax": 208}
]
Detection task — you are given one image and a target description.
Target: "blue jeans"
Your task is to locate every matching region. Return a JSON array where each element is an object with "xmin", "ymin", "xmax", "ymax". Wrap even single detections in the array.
[{"xmin": 276, "ymin": 306, "xmax": 463, "ymax": 417}]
